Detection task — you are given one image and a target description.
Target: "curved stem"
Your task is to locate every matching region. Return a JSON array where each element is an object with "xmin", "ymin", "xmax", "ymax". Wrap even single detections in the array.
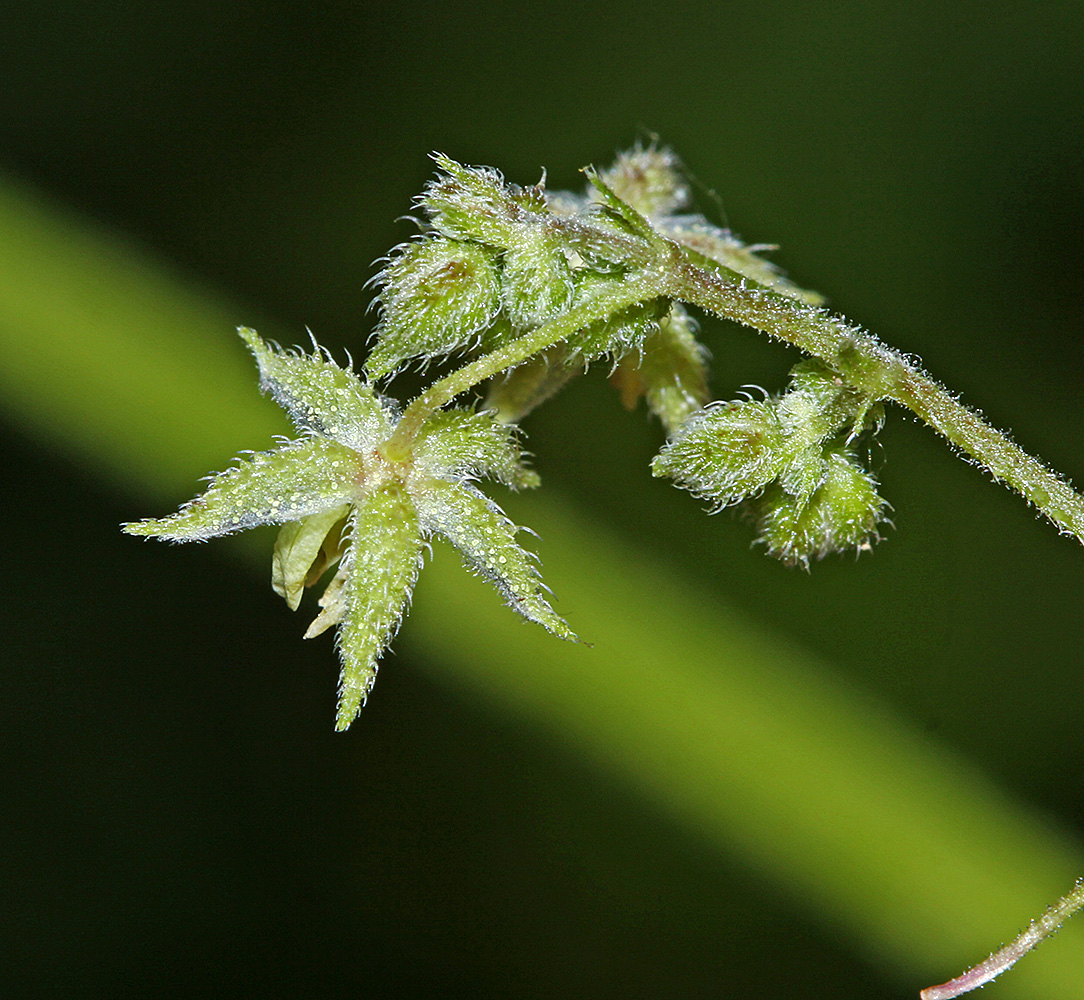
[
  {"xmin": 665, "ymin": 256, "xmax": 1084, "ymax": 544},
  {"xmin": 921, "ymin": 879, "xmax": 1084, "ymax": 999}
]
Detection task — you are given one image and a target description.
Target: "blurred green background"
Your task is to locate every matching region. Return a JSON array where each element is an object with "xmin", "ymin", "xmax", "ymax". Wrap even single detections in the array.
[{"xmin": 3, "ymin": 2, "xmax": 1084, "ymax": 998}]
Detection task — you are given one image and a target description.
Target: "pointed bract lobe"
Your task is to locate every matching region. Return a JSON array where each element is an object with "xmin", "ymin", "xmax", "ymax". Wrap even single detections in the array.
[
  {"xmin": 334, "ymin": 485, "xmax": 425, "ymax": 731},
  {"xmin": 239, "ymin": 327, "xmax": 394, "ymax": 451},
  {"xmin": 414, "ymin": 478, "xmax": 577, "ymax": 642},
  {"xmin": 412, "ymin": 408, "xmax": 540, "ymax": 490},
  {"xmin": 422, "ymin": 154, "xmax": 538, "ymax": 249},
  {"xmin": 123, "ymin": 436, "xmax": 359, "ymax": 541}
]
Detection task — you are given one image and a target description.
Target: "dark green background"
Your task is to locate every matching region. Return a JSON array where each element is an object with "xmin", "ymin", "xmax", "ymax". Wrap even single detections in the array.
[{"xmin": 4, "ymin": 2, "xmax": 1083, "ymax": 997}]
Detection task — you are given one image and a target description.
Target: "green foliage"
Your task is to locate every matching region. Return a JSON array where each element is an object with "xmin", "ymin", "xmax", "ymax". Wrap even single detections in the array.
[{"xmin": 127, "ymin": 145, "xmax": 1084, "ymax": 731}]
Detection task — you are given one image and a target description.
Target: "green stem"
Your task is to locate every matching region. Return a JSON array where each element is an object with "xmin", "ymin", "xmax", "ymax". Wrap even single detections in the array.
[
  {"xmin": 387, "ymin": 271, "xmax": 661, "ymax": 452},
  {"xmin": 921, "ymin": 878, "xmax": 1084, "ymax": 999},
  {"xmin": 665, "ymin": 255, "xmax": 1084, "ymax": 543}
]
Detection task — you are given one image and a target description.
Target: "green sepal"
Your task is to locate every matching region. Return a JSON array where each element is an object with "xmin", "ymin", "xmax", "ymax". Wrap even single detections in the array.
[
  {"xmin": 272, "ymin": 504, "xmax": 351, "ymax": 611},
  {"xmin": 776, "ymin": 450, "xmax": 828, "ymax": 507},
  {"xmin": 122, "ymin": 436, "xmax": 358, "ymax": 541},
  {"xmin": 239, "ymin": 328, "xmax": 393, "ymax": 451},
  {"xmin": 333, "ymin": 485, "xmax": 425, "ymax": 731},
  {"xmin": 414, "ymin": 479, "xmax": 577, "ymax": 642},
  {"xmin": 368, "ymin": 238, "xmax": 502, "ymax": 378},
  {"xmin": 413, "ymin": 408, "xmax": 540, "ymax": 490},
  {"xmin": 751, "ymin": 446, "xmax": 887, "ymax": 568},
  {"xmin": 609, "ymin": 303, "xmax": 709, "ymax": 434}
]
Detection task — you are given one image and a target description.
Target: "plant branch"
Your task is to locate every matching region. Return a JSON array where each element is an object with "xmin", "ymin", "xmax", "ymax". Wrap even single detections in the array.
[{"xmin": 664, "ymin": 255, "xmax": 1084, "ymax": 543}]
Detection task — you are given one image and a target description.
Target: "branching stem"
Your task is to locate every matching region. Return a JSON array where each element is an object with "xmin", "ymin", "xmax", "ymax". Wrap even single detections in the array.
[{"xmin": 666, "ymin": 256, "xmax": 1084, "ymax": 543}]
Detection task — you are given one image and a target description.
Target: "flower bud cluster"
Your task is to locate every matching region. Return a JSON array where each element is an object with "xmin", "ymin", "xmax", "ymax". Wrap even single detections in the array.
[
  {"xmin": 652, "ymin": 360, "xmax": 887, "ymax": 567},
  {"xmin": 368, "ymin": 147, "xmax": 825, "ymax": 435},
  {"xmin": 363, "ymin": 152, "xmax": 742, "ymax": 430},
  {"xmin": 369, "ymin": 154, "xmax": 686, "ymax": 389},
  {"xmin": 369, "ymin": 155, "xmax": 618, "ymax": 379}
]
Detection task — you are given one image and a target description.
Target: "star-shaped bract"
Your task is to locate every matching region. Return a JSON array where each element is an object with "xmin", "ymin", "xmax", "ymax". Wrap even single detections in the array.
[{"xmin": 124, "ymin": 328, "xmax": 575, "ymax": 730}]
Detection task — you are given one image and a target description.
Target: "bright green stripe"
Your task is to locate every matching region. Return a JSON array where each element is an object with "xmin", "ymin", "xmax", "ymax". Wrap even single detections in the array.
[
  {"xmin": 2, "ymin": 174, "xmax": 1081, "ymax": 997},
  {"xmin": 0, "ymin": 173, "xmax": 286, "ymax": 498},
  {"xmin": 412, "ymin": 514, "xmax": 1084, "ymax": 996}
]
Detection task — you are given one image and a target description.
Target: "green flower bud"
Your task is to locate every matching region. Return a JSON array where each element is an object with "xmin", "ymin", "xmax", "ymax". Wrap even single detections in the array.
[
  {"xmin": 500, "ymin": 224, "xmax": 574, "ymax": 329},
  {"xmin": 752, "ymin": 446, "xmax": 887, "ymax": 568},
  {"xmin": 422, "ymin": 154, "xmax": 542, "ymax": 249},
  {"xmin": 368, "ymin": 237, "xmax": 502, "ymax": 378},
  {"xmin": 651, "ymin": 397, "xmax": 789, "ymax": 507},
  {"xmin": 776, "ymin": 360, "xmax": 852, "ymax": 445},
  {"xmin": 595, "ymin": 145, "xmax": 690, "ymax": 218}
]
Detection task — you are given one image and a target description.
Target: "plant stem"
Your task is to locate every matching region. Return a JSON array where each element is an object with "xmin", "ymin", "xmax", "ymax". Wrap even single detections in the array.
[
  {"xmin": 665, "ymin": 256, "xmax": 1084, "ymax": 543},
  {"xmin": 387, "ymin": 272, "xmax": 660, "ymax": 451},
  {"xmin": 920, "ymin": 879, "xmax": 1084, "ymax": 999},
  {"xmin": 388, "ymin": 211, "xmax": 1084, "ymax": 544}
]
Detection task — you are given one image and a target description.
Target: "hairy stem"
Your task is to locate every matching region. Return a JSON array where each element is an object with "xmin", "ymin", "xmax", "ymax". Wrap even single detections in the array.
[
  {"xmin": 921, "ymin": 879, "xmax": 1084, "ymax": 999},
  {"xmin": 665, "ymin": 255, "xmax": 1084, "ymax": 543},
  {"xmin": 386, "ymin": 272, "xmax": 660, "ymax": 452}
]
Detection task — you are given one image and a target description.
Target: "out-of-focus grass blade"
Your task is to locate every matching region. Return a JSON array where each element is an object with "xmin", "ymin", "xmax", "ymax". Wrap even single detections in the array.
[
  {"xmin": 412, "ymin": 518, "xmax": 1084, "ymax": 996},
  {"xmin": 0, "ymin": 173, "xmax": 285, "ymax": 496}
]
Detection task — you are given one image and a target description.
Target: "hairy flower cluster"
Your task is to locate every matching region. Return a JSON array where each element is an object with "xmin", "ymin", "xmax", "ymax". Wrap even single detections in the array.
[
  {"xmin": 652, "ymin": 360, "xmax": 888, "ymax": 567},
  {"xmin": 366, "ymin": 147, "xmax": 821, "ymax": 433},
  {"xmin": 125, "ymin": 329, "xmax": 574, "ymax": 730},
  {"xmin": 126, "ymin": 146, "xmax": 903, "ymax": 727}
]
